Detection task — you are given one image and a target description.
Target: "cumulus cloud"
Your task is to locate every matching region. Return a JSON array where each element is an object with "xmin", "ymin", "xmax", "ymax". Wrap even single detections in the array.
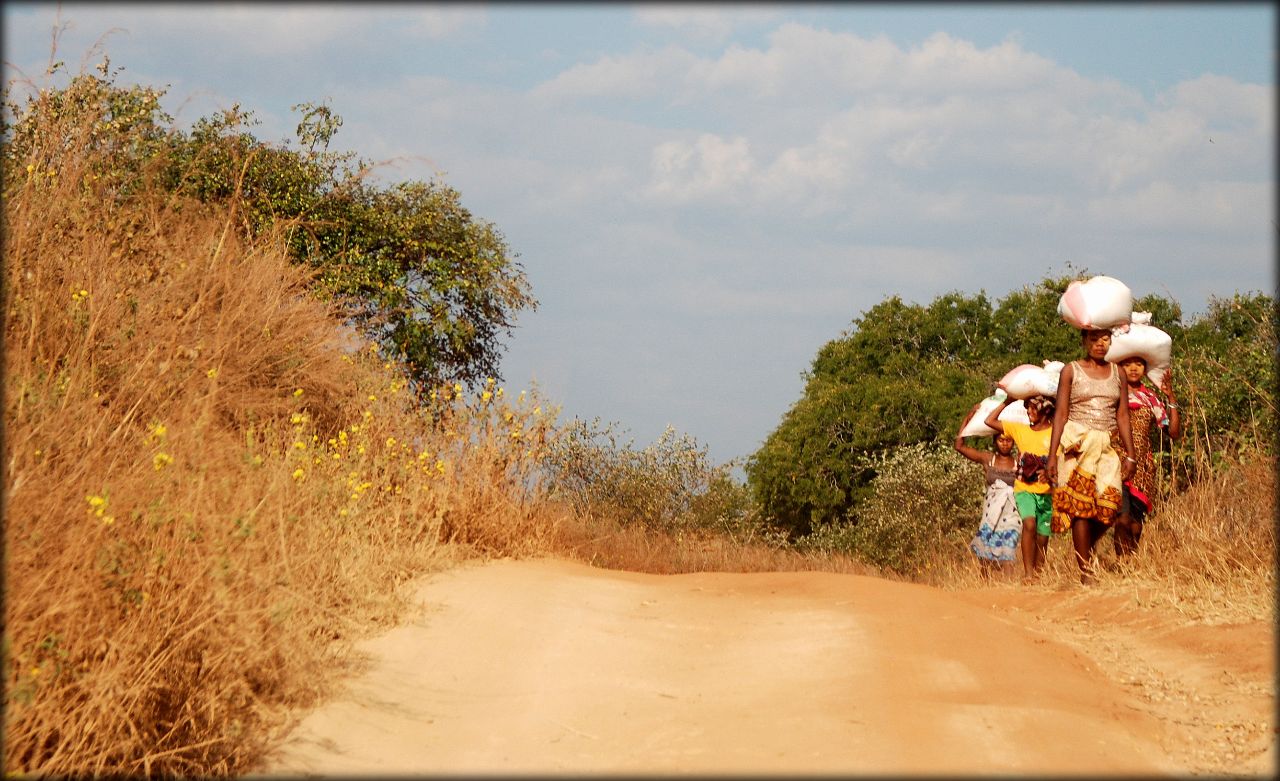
[
  {"xmin": 631, "ymin": 5, "xmax": 782, "ymax": 45},
  {"xmin": 647, "ymin": 133, "xmax": 755, "ymax": 201}
]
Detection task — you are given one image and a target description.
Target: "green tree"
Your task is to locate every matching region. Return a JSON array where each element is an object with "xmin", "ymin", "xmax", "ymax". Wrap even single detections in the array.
[
  {"xmin": 1178, "ymin": 292, "xmax": 1276, "ymax": 459},
  {"xmin": 3, "ymin": 62, "xmax": 536, "ymax": 391}
]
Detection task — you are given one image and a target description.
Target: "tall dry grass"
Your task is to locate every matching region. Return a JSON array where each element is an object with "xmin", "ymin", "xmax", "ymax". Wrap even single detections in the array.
[
  {"xmin": 549, "ymin": 508, "xmax": 877, "ymax": 577},
  {"xmin": 3, "ymin": 79, "xmax": 557, "ymax": 776}
]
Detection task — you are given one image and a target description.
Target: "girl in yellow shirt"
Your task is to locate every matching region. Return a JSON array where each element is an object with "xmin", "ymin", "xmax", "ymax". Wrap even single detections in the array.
[{"xmin": 985, "ymin": 395, "xmax": 1055, "ymax": 583}]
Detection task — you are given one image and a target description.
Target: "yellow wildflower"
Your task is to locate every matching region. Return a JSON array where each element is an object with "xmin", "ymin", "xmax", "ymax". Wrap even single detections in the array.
[
  {"xmin": 147, "ymin": 422, "xmax": 167, "ymax": 441},
  {"xmin": 206, "ymin": 368, "xmax": 219, "ymax": 379},
  {"xmin": 386, "ymin": 437, "xmax": 396, "ymax": 448},
  {"xmin": 293, "ymin": 388, "xmax": 304, "ymax": 397},
  {"xmin": 292, "ymin": 468, "xmax": 305, "ymax": 481},
  {"xmin": 152, "ymin": 452, "xmax": 173, "ymax": 471},
  {"xmin": 481, "ymin": 390, "xmax": 492, "ymax": 402},
  {"xmin": 290, "ymin": 412, "xmax": 307, "ymax": 425},
  {"xmin": 293, "ymin": 441, "xmax": 307, "ymax": 450}
]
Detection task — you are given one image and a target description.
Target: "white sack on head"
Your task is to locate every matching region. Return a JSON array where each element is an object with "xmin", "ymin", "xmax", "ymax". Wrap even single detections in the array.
[
  {"xmin": 998, "ymin": 363, "xmax": 1060, "ymax": 400},
  {"xmin": 959, "ymin": 390, "xmax": 1007, "ymax": 438},
  {"xmin": 998, "ymin": 400, "xmax": 1031, "ymax": 426},
  {"xmin": 1107, "ymin": 312, "xmax": 1172, "ymax": 386},
  {"xmin": 1058, "ymin": 275, "xmax": 1133, "ymax": 330}
]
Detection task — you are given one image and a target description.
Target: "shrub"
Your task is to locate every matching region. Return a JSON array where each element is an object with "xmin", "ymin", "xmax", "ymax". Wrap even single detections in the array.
[
  {"xmin": 795, "ymin": 442, "xmax": 983, "ymax": 577},
  {"xmin": 543, "ymin": 419, "xmax": 760, "ymax": 540}
]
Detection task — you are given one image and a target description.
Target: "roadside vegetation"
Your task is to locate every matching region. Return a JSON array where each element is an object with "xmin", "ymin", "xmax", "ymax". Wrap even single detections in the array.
[{"xmin": 4, "ymin": 55, "xmax": 1273, "ymax": 777}]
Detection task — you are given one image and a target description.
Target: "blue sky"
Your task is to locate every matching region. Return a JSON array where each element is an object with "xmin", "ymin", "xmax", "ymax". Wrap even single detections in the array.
[{"xmin": 5, "ymin": 3, "xmax": 1275, "ymax": 468}]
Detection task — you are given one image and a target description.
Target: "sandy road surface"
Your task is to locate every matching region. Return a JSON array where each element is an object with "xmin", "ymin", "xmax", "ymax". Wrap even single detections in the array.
[{"xmin": 260, "ymin": 557, "xmax": 1273, "ymax": 776}]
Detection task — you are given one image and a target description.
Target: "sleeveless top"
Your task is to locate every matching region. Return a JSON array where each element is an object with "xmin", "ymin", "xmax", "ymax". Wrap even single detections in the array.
[
  {"xmin": 1067, "ymin": 360, "xmax": 1120, "ymax": 432},
  {"xmin": 984, "ymin": 454, "xmax": 1017, "ymax": 487}
]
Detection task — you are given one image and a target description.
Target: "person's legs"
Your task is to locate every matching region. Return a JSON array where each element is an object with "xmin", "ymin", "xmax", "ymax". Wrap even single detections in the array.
[
  {"xmin": 1114, "ymin": 487, "xmax": 1139, "ymax": 557},
  {"xmin": 1071, "ymin": 517, "xmax": 1107, "ymax": 584},
  {"xmin": 1019, "ymin": 516, "xmax": 1038, "ymax": 580},
  {"xmin": 1033, "ymin": 493, "xmax": 1052, "ymax": 574},
  {"xmin": 1015, "ymin": 492, "xmax": 1044, "ymax": 582},
  {"xmin": 1113, "ymin": 513, "xmax": 1136, "ymax": 557},
  {"xmin": 1070, "ymin": 517, "xmax": 1092, "ymax": 578}
]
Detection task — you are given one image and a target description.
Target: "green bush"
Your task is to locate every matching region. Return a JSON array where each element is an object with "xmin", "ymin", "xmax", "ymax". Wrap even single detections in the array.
[
  {"xmin": 543, "ymin": 419, "xmax": 761, "ymax": 539},
  {"xmin": 795, "ymin": 442, "xmax": 983, "ymax": 577},
  {"xmin": 1178, "ymin": 292, "xmax": 1276, "ymax": 461}
]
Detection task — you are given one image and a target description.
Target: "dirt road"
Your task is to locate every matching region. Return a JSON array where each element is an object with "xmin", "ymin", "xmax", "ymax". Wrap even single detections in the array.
[{"xmin": 261, "ymin": 557, "xmax": 1274, "ymax": 776}]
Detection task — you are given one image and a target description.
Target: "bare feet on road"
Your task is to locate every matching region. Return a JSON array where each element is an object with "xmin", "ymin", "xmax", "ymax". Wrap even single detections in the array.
[{"xmin": 261, "ymin": 557, "xmax": 1274, "ymax": 776}]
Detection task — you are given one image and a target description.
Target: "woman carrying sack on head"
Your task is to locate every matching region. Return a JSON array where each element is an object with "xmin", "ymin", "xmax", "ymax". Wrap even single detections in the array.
[
  {"xmin": 1112, "ymin": 359, "xmax": 1182, "ymax": 557},
  {"xmin": 955, "ymin": 403, "xmax": 1021, "ymax": 580},
  {"xmin": 1045, "ymin": 329, "xmax": 1137, "ymax": 585}
]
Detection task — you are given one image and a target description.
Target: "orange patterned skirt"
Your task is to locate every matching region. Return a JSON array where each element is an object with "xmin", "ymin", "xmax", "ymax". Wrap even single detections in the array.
[{"xmin": 1051, "ymin": 421, "xmax": 1123, "ymax": 532}]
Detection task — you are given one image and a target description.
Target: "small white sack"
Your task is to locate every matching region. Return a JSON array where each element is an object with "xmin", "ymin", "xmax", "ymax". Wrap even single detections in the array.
[
  {"xmin": 998, "ymin": 361, "xmax": 1062, "ymax": 400},
  {"xmin": 1107, "ymin": 312, "xmax": 1172, "ymax": 387},
  {"xmin": 959, "ymin": 390, "xmax": 1007, "ymax": 438},
  {"xmin": 1058, "ymin": 275, "xmax": 1133, "ymax": 330}
]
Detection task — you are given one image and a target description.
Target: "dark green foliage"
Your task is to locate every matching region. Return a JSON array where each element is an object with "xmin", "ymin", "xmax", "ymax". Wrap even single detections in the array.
[
  {"xmin": 1178, "ymin": 292, "xmax": 1276, "ymax": 460},
  {"xmin": 3, "ymin": 62, "xmax": 535, "ymax": 391},
  {"xmin": 795, "ymin": 443, "xmax": 982, "ymax": 577},
  {"xmin": 544, "ymin": 419, "xmax": 759, "ymax": 539}
]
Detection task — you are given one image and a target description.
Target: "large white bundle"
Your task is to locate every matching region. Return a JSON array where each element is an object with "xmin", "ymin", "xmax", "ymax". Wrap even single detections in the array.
[
  {"xmin": 1106, "ymin": 311, "xmax": 1172, "ymax": 387},
  {"xmin": 998, "ymin": 400, "xmax": 1031, "ymax": 426},
  {"xmin": 959, "ymin": 391, "xmax": 1032, "ymax": 438},
  {"xmin": 1058, "ymin": 275, "xmax": 1133, "ymax": 330},
  {"xmin": 959, "ymin": 390, "xmax": 1006, "ymax": 438},
  {"xmin": 998, "ymin": 361, "xmax": 1063, "ymax": 400}
]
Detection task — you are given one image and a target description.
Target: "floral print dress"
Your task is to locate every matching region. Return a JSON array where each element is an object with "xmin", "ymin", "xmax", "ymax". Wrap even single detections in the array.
[{"xmin": 970, "ymin": 456, "xmax": 1021, "ymax": 562}]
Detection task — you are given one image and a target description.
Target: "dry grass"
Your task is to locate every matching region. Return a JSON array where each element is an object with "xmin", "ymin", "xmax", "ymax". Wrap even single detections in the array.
[
  {"xmin": 3, "ymin": 87, "xmax": 558, "ymax": 776},
  {"xmin": 548, "ymin": 509, "xmax": 878, "ymax": 577}
]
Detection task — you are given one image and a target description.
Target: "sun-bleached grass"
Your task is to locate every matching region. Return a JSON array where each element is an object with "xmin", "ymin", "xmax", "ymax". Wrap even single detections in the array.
[
  {"xmin": 547, "ymin": 506, "xmax": 878, "ymax": 576},
  {"xmin": 3, "ymin": 86, "xmax": 558, "ymax": 775}
]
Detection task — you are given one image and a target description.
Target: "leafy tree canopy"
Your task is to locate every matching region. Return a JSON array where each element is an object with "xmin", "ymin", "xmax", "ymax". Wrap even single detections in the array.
[{"xmin": 2, "ymin": 60, "xmax": 536, "ymax": 391}]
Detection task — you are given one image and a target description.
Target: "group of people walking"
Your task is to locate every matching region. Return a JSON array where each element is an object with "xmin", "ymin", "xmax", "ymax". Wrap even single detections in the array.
[{"xmin": 956, "ymin": 327, "xmax": 1182, "ymax": 584}]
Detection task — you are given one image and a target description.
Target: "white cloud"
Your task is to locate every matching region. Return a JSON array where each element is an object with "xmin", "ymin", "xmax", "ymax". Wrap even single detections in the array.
[
  {"xmin": 631, "ymin": 5, "xmax": 782, "ymax": 45},
  {"xmin": 530, "ymin": 45, "xmax": 701, "ymax": 103},
  {"xmin": 1085, "ymin": 180, "xmax": 1270, "ymax": 232},
  {"xmin": 647, "ymin": 133, "xmax": 755, "ymax": 202}
]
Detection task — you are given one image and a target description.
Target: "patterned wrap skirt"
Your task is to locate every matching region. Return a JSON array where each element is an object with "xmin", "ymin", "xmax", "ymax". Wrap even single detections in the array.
[
  {"xmin": 1051, "ymin": 420, "xmax": 1123, "ymax": 532},
  {"xmin": 970, "ymin": 479, "xmax": 1021, "ymax": 562}
]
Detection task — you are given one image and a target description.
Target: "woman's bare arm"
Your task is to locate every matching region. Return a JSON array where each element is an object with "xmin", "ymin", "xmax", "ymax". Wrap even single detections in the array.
[{"xmin": 1045, "ymin": 363, "xmax": 1073, "ymax": 483}]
